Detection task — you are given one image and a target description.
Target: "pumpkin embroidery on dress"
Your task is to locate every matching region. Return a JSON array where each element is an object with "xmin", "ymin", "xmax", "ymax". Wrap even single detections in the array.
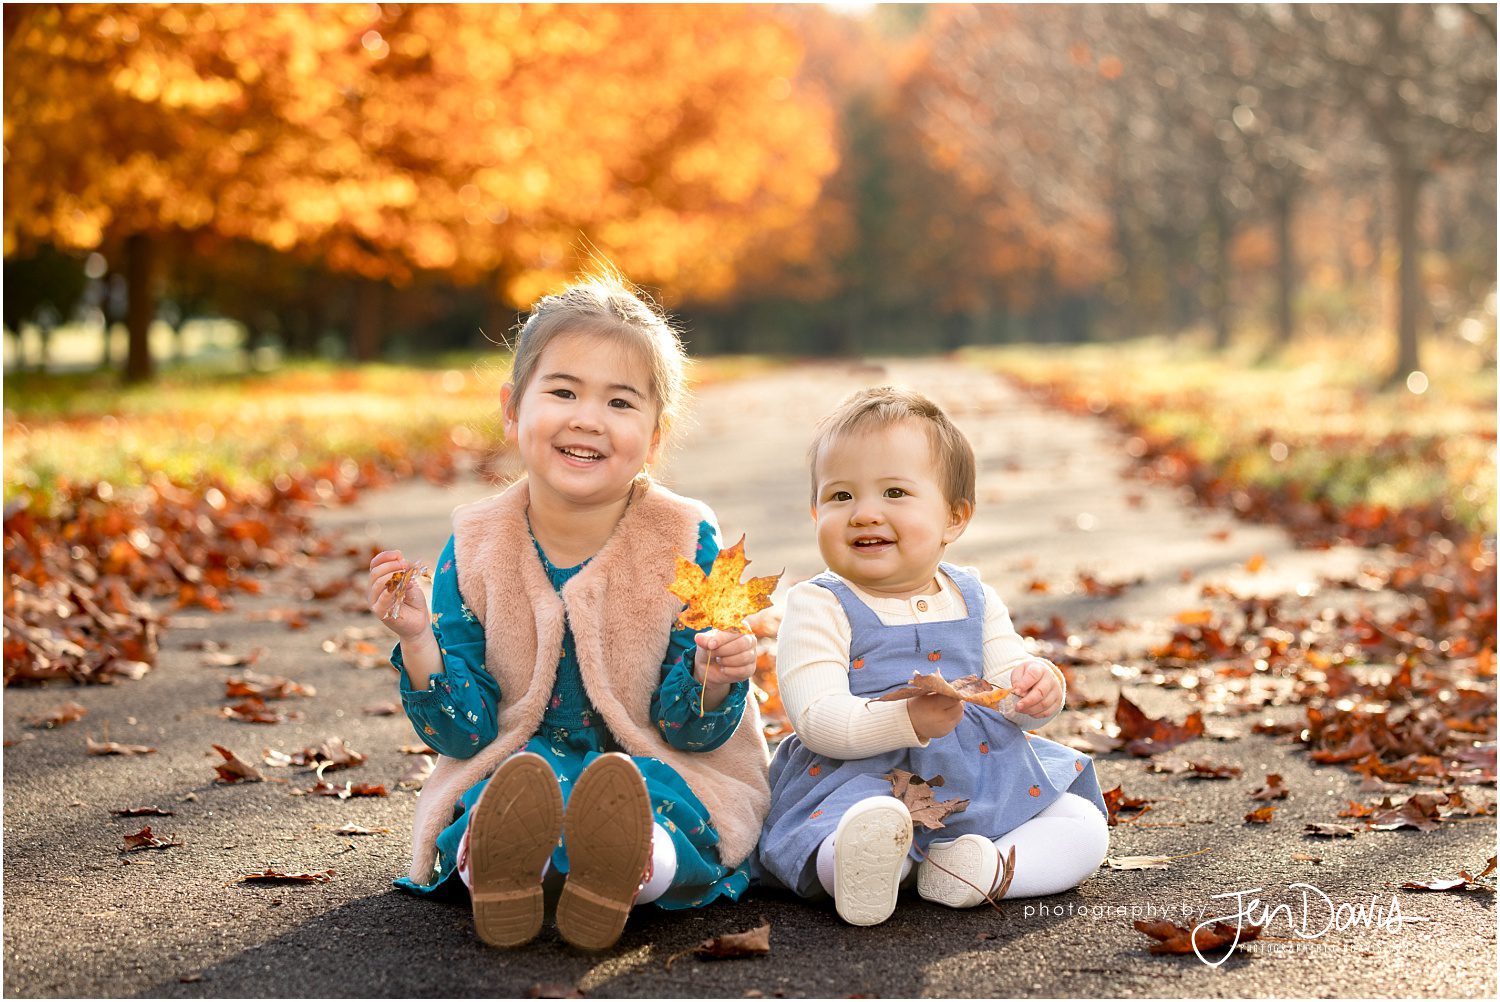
[
  {"xmin": 1028, "ymin": 785, "xmax": 1041, "ymax": 797},
  {"xmin": 928, "ymin": 650, "xmax": 942, "ymax": 662}
]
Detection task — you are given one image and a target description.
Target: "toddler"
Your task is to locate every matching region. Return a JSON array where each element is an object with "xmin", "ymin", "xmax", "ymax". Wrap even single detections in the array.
[{"xmin": 758, "ymin": 386, "xmax": 1109, "ymax": 925}]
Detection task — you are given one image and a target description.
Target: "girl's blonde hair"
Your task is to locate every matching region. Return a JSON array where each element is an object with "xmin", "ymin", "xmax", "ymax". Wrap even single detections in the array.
[{"xmin": 505, "ymin": 273, "xmax": 689, "ymax": 437}]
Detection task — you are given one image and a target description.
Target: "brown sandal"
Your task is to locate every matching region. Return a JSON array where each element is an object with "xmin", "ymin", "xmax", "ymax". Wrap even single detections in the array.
[
  {"xmin": 468, "ymin": 752, "xmax": 563, "ymax": 948},
  {"xmin": 555, "ymin": 753, "xmax": 652, "ymax": 950}
]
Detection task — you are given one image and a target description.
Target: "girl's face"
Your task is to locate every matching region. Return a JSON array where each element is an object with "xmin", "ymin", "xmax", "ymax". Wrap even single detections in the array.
[
  {"xmin": 812, "ymin": 419, "xmax": 972, "ymax": 599},
  {"xmin": 502, "ymin": 332, "xmax": 661, "ymax": 509}
]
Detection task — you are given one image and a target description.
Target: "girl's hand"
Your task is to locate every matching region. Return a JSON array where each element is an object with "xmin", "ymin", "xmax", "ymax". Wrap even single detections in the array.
[
  {"xmin": 1010, "ymin": 659, "xmax": 1064, "ymax": 718},
  {"xmin": 693, "ymin": 629, "xmax": 757, "ymax": 686},
  {"xmin": 367, "ymin": 549, "xmax": 432, "ymax": 641},
  {"xmin": 907, "ymin": 693, "xmax": 964, "ymax": 742}
]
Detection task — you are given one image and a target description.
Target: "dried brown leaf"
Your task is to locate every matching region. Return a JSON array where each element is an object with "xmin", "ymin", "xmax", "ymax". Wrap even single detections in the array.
[{"xmin": 212, "ymin": 744, "xmax": 265, "ymax": 783}]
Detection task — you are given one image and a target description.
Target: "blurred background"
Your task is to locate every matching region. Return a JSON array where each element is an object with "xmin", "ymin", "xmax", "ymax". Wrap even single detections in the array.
[{"xmin": 4, "ymin": 3, "xmax": 1495, "ymax": 377}]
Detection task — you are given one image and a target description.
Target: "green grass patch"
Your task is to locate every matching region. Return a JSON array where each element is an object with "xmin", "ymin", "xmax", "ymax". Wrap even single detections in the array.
[{"xmin": 963, "ymin": 333, "xmax": 1497, "ymax": 535}]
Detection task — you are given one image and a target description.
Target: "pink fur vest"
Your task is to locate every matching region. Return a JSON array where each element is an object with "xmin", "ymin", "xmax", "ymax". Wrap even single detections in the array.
[{"xmin": 406, "ymin": 477, "xmax": 771, "ymax": 884}]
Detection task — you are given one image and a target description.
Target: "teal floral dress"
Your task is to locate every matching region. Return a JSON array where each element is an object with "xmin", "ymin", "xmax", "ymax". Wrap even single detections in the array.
[{"xmin": 391, "ymin": 520, "xmax": 751, "ymax": 910}]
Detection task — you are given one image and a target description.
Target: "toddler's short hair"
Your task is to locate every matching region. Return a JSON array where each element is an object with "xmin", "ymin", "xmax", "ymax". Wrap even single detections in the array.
[{"xmin": 808, "ymin": 386, "xmax": 976, "ymax": 510}]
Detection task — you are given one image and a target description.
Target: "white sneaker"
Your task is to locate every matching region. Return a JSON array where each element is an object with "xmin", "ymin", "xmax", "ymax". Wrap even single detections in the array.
[
  {"xmin": 917, "ymin": 834, "xmax": 1002, "ymax": 908},
  {"xmin": 832, "ymin": 796, "xmax": 913, "ymax": 927}
]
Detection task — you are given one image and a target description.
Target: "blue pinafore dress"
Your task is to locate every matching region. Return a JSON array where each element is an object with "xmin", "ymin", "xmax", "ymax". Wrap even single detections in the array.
[{"xmin": 758, "ymin": 565, "xmax": 1108, "ymax": 897}]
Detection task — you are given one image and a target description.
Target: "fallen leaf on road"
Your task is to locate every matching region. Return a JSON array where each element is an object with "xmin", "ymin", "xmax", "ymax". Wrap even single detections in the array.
[
  {"xmin": 235, "ymin": 868, "xmax": 334, "ymax": 884},
  {"xmin": 1304, "ymin": 822, "xmax": 1359, "ymax": 838},
  {"xmin": 27, "ymin": 700, "xmax": 88, "ymax": 728},
  {"xmin": 86, "ymin": 736, "xmax": 156, "ymax": 756},
  {"xmin": 525, "ymin": 984, "xmax": 584, "ymax": 999},
  {"xmin": 886, "ymin": 769, "xmax": 969, "ymax": 830},
  {"xmin": 113, "ymin": 806, "xmax": 173, "ymax": 817},
  {"xmin": 1250, "ymin": 774, "xmax": 1289, "ymax": 801},
  {"xmin": 212, "ymin": 744, "xmax": 265, "ymax": 783},
  {"xmin": 1182, "ymin": 761, "xmax": 1242, "ymax": 779},
  {"xmin": 225, "ymin": 672, "xmax": 315, "ymax": 699},
  {"xmin": 874, "ymin": 672, "xmax": 1012, "ymax": 711},
  {"xmin": 1115, "ymin": 692, "xmax": 1204, "ymax": 756},
  {"xmin": 333, "ymin": 824, "xmax": 390, "ymax": 836},
  {"xmin": 122, "ymin": 825, "xmax": 181, "ymax": 851},
  {"xmin": 1102, "ymin": 785, "xmax": 1153, "ymax": 826},
  {"xmin": 665, "ymin": 922, "xmax": 772, "ymax": 970},
  {"xmin": 1244, "ymin": 805, "xmax": 1276, "ymax": 824},
  {"xmin": 362, "ymin": 701, "xmax": 399, "ymax": 716},
  {"xmin": 400, "ymin": 742, "xmax": 437, "ymax": 755},
  {"xmin": 200, "ymin": 647, "xmax": 265, "ymax": 669},
  {"xmin": 399, "ymin": 754, "xmax": 435, "ymax": 790},
  {"xmin": 1401, "ymin": 858, "xmax": 1496, "ymax": 893},
  {"xmin": 1338, "ymin": 799, "xmax": 1376, "ymax": 818},
  {"xmin": 294, "ymin": 781, "xmax": 388, "ymax": 799},
  {"xmin": 220, "ymin": 697, "xmax": 287, "ymax": 724},
  {"xmin": 1134, "ymin": 918, "xmax": 1261, "ymax": 956},
  {"xmin": 1291, "ymin": 852, "xmax": 1322, "ymax": 863},
  {"xmin": 1105, "ymin": 855, "xmax": 1173, "ymax": 870}
]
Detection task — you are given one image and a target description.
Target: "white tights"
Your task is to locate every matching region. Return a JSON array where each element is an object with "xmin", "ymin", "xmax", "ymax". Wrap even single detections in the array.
[
  {"xmin": 816, "ymin": 792, "xmax": 1108, "ymax": 899},
  {"xmin": 458, "ymin": 822, "xmax": 678, "ymax": 905}
]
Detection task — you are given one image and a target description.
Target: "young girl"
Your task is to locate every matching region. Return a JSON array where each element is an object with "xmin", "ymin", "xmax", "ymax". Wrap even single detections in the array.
[
  {"xmin": 758, "ymin": 386, "xmax": 1109, "ymax": 926},
  {"xmin": 367, "ymin": 276, "xmax": 770, "ymax": 951}
]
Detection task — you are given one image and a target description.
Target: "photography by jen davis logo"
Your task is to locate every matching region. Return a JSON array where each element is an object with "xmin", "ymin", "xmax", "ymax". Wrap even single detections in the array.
[{"xmin": 1189, "ymin": 882, "xmax": 1431, "ymax": 968}]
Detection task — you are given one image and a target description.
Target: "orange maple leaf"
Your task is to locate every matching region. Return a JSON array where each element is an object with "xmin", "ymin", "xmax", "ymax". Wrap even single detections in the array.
[{"xmin": 666, "ymin": 535, "xmax": 780, "ymax": 633}]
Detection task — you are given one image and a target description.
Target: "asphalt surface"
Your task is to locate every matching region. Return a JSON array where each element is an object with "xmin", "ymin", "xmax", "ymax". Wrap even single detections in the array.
[{"xmin": 3, "ymin": 357, "xmax": 1495, "ymax": 999}]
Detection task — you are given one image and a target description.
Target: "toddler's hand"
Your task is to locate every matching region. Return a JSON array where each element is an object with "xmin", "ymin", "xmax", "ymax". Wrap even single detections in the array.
[
  {"xmin": 367, "ymin": 549, "xmax": 432, "ymax": 641},
  {"xmin": 1010, "ymin": 659, "xmax": 1063, "ymax": 718},
  {"xmin": 907, "ymin": 693, "xmax": 964, "ymax": 742},
  {"xmin": 694, "ymin": 629, "xmax": 757, "ymax": 686}
]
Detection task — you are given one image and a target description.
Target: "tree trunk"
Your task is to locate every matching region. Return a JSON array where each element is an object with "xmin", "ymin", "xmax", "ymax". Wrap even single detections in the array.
[
  {"xmin": 351, "ymin": 277, "xmax": 385, "ymax": 361},
  {"xmin": 1392, "ymin": 160, "xmax": 1425, "ymax": 380},
  {"xmin": 1273, "ymin": 185, "xmax": 1296, "ymax": 348},
  {"xmin": 1210, "ymin": 196, "xmax": 1233, "ymax": 351},
  {"xmin": 123, "ymin": 233, "xmax": 155, "ymax": 384}
]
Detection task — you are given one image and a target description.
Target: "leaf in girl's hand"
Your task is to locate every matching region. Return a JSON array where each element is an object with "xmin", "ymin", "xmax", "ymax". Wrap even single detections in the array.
[
  {"xmin": 122, "ymin": 825, "xmax": 181, "ymax": 851},
  {"xmin": 86, "ymin": 736, "xmax": 156, "ymax": 756},
  {"xmin": 885, "ymin": 769, "xmax": 969, "ymax": 830},
  {"xmin": 235, "ymin": 868, "xmax": 334, "ymax": 884},
  {"xmin": 382, "ymin": 562, "xmax": 431, "ymax": 622},
  {"xmin": 212, "ymin": 744, "xmax": 265, "ymax": 783},
  {"xmin": 664, "ymin": 922, "xmax": 772, "ymax": 969},
  {"xmin": 874, "ymin": 672, "xmax": 1012, "ymax": 711},
  {"xmin": 667, "ymin": 536, "xmax": 780, "ymax": 633}
]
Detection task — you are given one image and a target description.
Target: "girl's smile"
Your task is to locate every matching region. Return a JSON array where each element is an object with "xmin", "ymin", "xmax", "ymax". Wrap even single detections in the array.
[{"xmin": 502, "ymin": 332, "xmax": 661, "ymax": 512}]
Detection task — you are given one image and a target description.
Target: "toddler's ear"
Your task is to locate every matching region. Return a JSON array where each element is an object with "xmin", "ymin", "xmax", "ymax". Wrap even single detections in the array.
[{"xmin": 942, "ymin": 498, "xmax": 975, "ymax": 544}]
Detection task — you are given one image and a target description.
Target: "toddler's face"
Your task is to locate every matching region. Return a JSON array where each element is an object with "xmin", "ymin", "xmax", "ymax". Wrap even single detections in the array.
[
  {"xmin": 812, "ymin": 419, "xmax": 972, "ymax": 599},
  {"xmin": 503, "ymin": 331, "xmax": 660, "ymax": 508}
]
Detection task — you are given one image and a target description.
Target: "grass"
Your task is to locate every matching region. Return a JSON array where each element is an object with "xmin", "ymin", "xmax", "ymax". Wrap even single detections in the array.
[
  {"xmin": 2, "ymin": 354, "xmax": 780, "ymax": 514},
  {"xmin": 962, "ymin": 331, "xmax": 1497, "ymax": 535}
]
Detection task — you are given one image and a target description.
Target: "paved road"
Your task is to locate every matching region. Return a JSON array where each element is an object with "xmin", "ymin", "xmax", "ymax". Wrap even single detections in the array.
[{"xmin": 4, "ymin": 358, "xmax": 1494, "ymax": 998}]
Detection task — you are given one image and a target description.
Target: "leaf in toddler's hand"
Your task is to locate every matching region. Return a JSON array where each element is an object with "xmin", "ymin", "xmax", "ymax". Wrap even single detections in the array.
[
  {"xmin": 874, "ymin": 672, "xmax": 1012, "ymax": 711},
  {"xmin": 664, "ymin": 922, "xmax": 772, "ymax": 969},
  {"xmin": 666, "ymin": 536, "xmax": 780, "ymax": 633},
  {"xmin": 885, "ymin": 768, "xmax": 969, "ymax": 830}
]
